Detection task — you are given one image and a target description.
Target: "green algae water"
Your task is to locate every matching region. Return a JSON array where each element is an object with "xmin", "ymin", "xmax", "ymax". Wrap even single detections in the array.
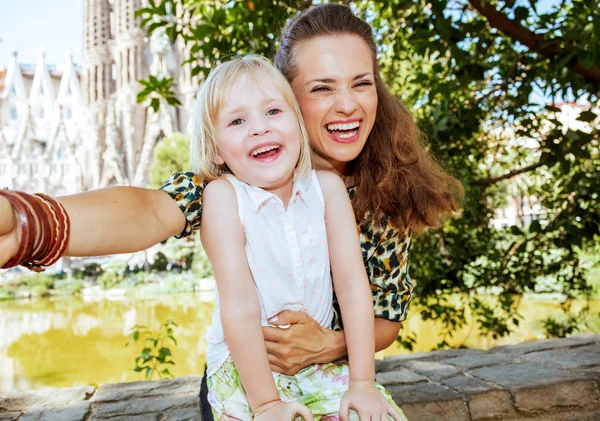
[{"xmin": 1, "ymin": 293, "xmax": 598, "ymax": 392}]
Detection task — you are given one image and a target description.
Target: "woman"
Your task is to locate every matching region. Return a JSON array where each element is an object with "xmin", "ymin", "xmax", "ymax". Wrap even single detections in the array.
[{"xmin": 0, "ymin": 3, "xmax": 461, "ymax": 416}]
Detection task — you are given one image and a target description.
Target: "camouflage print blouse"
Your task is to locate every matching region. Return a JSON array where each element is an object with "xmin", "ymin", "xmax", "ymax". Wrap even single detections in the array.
[{"xmin": 160, "ymin": 172, "xmax": 414, "ymax": 329}]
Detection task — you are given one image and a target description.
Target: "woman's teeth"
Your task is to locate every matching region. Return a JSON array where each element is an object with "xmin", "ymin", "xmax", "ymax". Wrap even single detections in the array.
[
  {"xmin": 326, "ymin": 122, "xmax": 360, "ymax": 131},
  {"xmin": 251, "ymin": 145, "xmax": 280, "ymax": 157},
  {"xmin": 326, "ymin": 122, "xmax": 360, "ymax": 138}
]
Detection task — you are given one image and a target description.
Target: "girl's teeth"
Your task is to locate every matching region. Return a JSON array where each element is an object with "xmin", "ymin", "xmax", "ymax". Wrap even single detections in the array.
[
  {"xmin": 251, "ymin": 145, "xmax": 279, "ymax": 156},
  {"xmin": 326, "ymin": 122, "xmax": 360, "ymax": 131}
]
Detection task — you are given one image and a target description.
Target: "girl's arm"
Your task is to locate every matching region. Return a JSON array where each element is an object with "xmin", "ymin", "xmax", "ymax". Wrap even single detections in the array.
[
  {"xmin": 0, "ymin": 186, "xmax": 186, "ymax": 266},
  {"xmin": 317, "ymin": 171, "xmax": 402, "ymax": 419},
  {"xmin": 317, "ymin": 171, "xmax": 374, "ymax": 380},
  {"xmin": 200, "ymin": 179, "xmax": 292, "ymax": 414}
]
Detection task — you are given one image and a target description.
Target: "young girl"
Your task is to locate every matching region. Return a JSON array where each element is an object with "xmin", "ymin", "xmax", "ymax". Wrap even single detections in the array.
[{"xmin": 195, "ymin": 55, "xmax": 407, "ymax": 420}]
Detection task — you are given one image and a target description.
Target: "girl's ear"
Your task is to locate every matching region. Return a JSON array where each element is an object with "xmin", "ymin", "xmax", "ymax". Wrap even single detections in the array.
[{"xmin": 213, "ymin": 154, "xmax": 225, "ymax": 165}]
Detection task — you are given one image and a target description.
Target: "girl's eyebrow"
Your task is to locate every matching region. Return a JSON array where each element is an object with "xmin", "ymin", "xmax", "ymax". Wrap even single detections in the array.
[
  {"xmin": 221, "ymin": 98, "xmax": 283, "ymax": 117},
  {"xmin": 304, "ymin": 73, "xmax": 374, "ymax": 86}
]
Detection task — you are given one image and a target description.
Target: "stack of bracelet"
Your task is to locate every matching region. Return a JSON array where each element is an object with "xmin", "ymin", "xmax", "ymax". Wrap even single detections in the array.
[{"xmin": 0, "ymin": 190, "xmax": 70, "ymax": 272}]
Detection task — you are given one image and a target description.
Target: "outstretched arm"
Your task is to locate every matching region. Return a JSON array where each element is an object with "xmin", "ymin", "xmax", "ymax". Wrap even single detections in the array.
[
  {"xmin": 0, "ymin": 185, "xmax": 186, "ymax": 267},
  {"xmin": 61, "ymin": 187, "xmax": 186, "ymax": 256}
]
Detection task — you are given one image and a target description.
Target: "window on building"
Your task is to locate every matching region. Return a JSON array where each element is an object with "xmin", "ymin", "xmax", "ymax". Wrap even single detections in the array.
[
  {"xmin": 66, "ymin": 108, "xmax": 73, "ymax": 119},
  {"xmin": 10, "ymin": 108, "xmax": 18, "ymax": 119},
  {"xmin": 39, "ymin": 108, "xmax": 45, "ymax": 119}
]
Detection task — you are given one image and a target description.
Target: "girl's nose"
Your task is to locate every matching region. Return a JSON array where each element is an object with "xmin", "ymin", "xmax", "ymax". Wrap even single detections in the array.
[{"xmin": 250, "ymin": 117, "xmax": 271, "ymax": 137}]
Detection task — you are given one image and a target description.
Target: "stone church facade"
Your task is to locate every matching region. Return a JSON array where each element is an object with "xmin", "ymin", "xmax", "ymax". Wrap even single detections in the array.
[{"xmin": 0, "ymin": 0, "xmax": 197, "ymax": 196}]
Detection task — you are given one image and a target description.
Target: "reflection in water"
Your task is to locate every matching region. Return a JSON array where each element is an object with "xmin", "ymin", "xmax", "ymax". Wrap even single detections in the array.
[
  {"xmin": 0, "ymin": 294, "xmax": 215, "ymax": 392},
  {"xmin": 0, "ymin": 293, "xmax": 597, "ymax": 392}
]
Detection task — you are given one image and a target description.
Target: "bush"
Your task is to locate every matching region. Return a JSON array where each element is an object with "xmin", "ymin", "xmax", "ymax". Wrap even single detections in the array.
[{"xmin": 98, "ymin": 272, "xmax": 125, "ymax": 290}]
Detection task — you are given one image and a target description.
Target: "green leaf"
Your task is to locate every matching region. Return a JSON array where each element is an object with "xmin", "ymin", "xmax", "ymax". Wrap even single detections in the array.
[
  {"xmin": 513, "ymin": 6, "xmax": 529, "ymax": 22},
  {"xmin": 577, "ymin": 110, "xmax": 597, "ymax": 122},
  {"xmin": 529, "ymin": 220, "xmax": 542, "ymax": 233}
]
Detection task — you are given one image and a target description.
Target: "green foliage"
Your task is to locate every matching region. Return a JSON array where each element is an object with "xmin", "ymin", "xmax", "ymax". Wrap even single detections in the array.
[
  {"xmin": 542, "ymin": 314, "xmax": 581, "ymax": 338},
  {"xmin": 97, "ymin": 272, "xmax": 124, "ymax": 290},
  {"xmin": 126, "ymin": 319, "xmax": 179, "ymax": 380},
  {"xmin": 135, "ymin": 0, "xmax": 600, "ymax": 348},
  {"xmin": 148, "ymin": 132, "xmax": 191, "ymax": 188},
  {"xmin": 137, "ymin": 75, "xmax": 182, "ymax": 111}
]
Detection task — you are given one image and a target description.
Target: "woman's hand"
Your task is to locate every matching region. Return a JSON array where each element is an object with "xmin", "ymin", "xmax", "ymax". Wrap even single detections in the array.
[
  {"xmin": 262, "ymin": 310, "xmax": 345, "ymax": 375},
  {"xmin": 340, "ymin": 381, "xmax": 404, "ymax": 421},
  {"xmin": 0, "ymin": 196, "xmax": 19, "ymax": 267},
  {"xmin": 254, "ymin": 399, "xmax": 314, "ymax": 421}
]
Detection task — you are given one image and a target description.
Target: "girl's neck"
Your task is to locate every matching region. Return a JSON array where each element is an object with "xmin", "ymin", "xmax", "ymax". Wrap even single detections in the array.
[{"xmin": 259, "ymin": 173, "xmax": 295, "ymax": 209}]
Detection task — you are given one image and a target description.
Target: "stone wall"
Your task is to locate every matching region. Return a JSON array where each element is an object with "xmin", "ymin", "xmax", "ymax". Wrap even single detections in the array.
[{"xmin": 1, "ymin": 334, "xmax": 598, "ymax": 420}]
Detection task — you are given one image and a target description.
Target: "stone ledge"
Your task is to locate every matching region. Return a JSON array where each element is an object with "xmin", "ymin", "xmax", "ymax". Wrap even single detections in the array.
[{"xmin": 1, "ymin": 335, "xmax": 599, "ymax": 420}]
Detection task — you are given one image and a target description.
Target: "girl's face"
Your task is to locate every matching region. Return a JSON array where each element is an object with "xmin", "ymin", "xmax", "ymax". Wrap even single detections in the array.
[
  {"xmin": 290, "ymin": 35, "xmax": 378, "ymax": 176},
  {"xmin": 215, "ymin": 73, "xmax": 302, "ymax": 195}
]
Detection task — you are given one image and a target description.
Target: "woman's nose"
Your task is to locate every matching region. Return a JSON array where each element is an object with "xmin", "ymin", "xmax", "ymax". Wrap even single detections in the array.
[{"xmin": 334, "ymin": 88, "xmax": 358, "ymax": 115}]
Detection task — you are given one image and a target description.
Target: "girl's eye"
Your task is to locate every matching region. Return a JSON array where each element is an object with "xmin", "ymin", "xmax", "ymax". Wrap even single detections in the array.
[
  {"xmin": 230, "ymin": 118, "xmax": 244, "ymax": 126},
  {"xmin": 267, "ymin": 108, "xmax": 281, "ymax": 116},
  {"xmin": 310, "ymin": 86, "xmax": 331, "ymax": 93}
]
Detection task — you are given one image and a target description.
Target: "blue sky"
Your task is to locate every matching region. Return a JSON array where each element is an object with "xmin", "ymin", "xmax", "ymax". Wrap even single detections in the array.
[
  {"xmin": 0, "ymin": 0, "xmax": 83, "ymax": 67},
  {"xmin": 0, "ymin": 0, "xmax": 558, "ymax": 69}
]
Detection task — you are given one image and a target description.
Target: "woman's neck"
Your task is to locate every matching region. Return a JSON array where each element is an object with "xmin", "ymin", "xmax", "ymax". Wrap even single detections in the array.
[{"xmin": 311, "ymin": 153, "xmax": 355, "ymax": 188}]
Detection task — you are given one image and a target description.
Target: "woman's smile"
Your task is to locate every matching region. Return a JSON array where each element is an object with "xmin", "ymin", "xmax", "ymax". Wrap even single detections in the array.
[{"xmin": 325, "ymin": 118, "xmax": 363, "ymax": 144}]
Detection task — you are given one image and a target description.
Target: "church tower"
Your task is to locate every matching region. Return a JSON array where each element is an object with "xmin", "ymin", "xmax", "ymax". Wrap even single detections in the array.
[
  {"xmin": 83, "ymin": 0, "xmax": 114, "ymax": 188},
  {"xmin": 113, "ymin": 0, "xmax": 148, "ymax": 184}
]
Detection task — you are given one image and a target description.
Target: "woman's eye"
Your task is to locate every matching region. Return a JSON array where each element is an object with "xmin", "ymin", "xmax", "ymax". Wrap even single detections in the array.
[
  {"xmin": 230, "ymin": 118, "xmax": 244, "ymax": 126},
  {"xmin": 267, "ymin": 108, "xmax": 281, "ymax": 116},
  {"xmin": 355, "ymin": 81, "xmax": 374, "ymax": 88},
  {"xmin": 311, "ymin": 86, "xmax": 331, "ymax": 93}
]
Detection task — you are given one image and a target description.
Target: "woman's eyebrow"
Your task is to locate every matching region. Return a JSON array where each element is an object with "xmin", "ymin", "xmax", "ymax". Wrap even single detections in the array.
[
  {"xmin": 305, "ymin": 77, "xmax": 336, "ymax": 86},
  {"xmin": 353, "ymin": 72, "xmax": 374, "ymax": 80},
  {"xmin": 304, "ymin": 73, "xmax": 374, "ymax": 86}
]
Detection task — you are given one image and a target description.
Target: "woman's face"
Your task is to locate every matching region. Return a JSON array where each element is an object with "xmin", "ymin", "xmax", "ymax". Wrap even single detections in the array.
[{"xmin": 290, "ymin": 35, "xmax": 378, "ymax": 176}]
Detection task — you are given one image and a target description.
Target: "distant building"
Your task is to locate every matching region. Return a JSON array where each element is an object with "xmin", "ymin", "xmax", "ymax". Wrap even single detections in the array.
[
  {"xmin": 490, "ymin": 101, "xmax": 598, "ymax": 229},
  {"xmin": 0, "ymin": 0, "xmax": 198, "ymax": 195}
]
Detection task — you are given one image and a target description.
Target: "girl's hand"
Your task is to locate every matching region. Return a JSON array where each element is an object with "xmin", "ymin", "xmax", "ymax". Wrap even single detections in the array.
[
  {"xmin": 262, "ymin": 310, "xmax": 344, "ymax": 375},
  {"xmin": 340, "ymin": 381, "xmax": 404, "ymax": 421},
  {"xmin": 254, "ymin": 399, "xmax": 314, "ymax": 421},
  {"xmin": 0, "ymin": 196, "xmax": 19, "ymax": 267}
]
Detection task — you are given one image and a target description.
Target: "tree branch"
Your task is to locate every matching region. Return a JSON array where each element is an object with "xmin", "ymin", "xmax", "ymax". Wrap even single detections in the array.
[
  {"xmin": 471, "ymin": 160, "xmax": 545, "ymax": 187},
  {"xmin": 467, "ymin": 0, "xmax": 600, "ymax": 85}
]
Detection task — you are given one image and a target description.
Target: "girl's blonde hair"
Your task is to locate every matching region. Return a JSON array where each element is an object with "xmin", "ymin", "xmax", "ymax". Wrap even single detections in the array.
[{"xmin": 191, "ymin": 54, "xmax": 312, "ymax": 182}]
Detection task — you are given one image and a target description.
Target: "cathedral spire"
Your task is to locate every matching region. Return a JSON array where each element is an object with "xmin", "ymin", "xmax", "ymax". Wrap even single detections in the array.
[{"xmin": 83, "ymin": 0, "xmax": 113, "ymax": 104}]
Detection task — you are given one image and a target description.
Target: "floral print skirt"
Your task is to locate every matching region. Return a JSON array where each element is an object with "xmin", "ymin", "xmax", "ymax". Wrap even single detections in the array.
[{"xmin": 207, "ymin": 357, "xmax": 407, "ymax": 420}]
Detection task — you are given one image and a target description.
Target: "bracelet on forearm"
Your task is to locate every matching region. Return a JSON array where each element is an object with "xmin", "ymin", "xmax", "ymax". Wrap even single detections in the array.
[{"xmin": 0, "ymin": 190, "xmax": 71, "ymax": 272}]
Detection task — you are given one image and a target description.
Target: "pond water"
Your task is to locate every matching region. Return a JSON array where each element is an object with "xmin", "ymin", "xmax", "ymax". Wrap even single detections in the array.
[{"xmin": 1, "ymin": 292, "xmax": 598, "ymax": 392}]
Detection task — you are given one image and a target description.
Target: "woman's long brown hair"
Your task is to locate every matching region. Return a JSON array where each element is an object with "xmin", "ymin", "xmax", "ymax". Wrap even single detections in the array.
[{"xmin": 274, "ymin": 3, "xmax": 463, "ymax": 231}]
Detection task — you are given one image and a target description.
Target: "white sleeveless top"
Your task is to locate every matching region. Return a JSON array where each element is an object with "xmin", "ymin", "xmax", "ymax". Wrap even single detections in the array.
[{"xmin": 205, "ymin": 170, "xmax": 334, "ymax": 376}]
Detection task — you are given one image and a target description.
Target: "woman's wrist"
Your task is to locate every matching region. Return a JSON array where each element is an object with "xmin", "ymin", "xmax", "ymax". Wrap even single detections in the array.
[{"xmin": 317, "ymin": 328, "xmax": 347, "ymax": 364}]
